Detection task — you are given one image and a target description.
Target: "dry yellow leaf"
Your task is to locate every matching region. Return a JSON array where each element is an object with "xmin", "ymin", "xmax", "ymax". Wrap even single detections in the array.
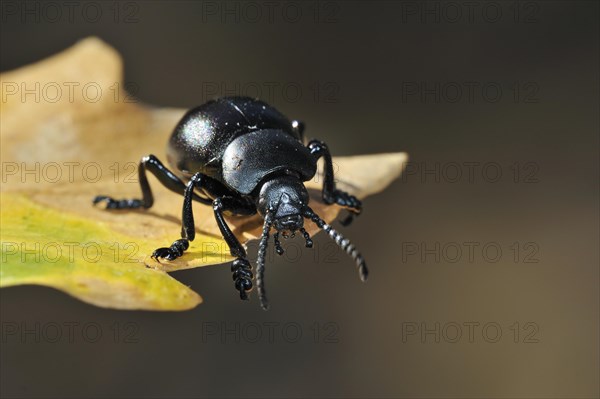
[{"xmin": 0, "ymin": 37, "xmax": 408, "ymax": 309}]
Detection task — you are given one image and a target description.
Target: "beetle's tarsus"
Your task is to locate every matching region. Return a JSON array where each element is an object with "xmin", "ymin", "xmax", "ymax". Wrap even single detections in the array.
[
  {"xmin": 326, "ymin": 189, "xmax": 362, "ymax": 226},
  {"xmin": 231, "ymin": 258, "xmax": 253, "ymax": 300},
  {"xmin": 93, "ymin": 195, "xmax": 145, "ymax": 210},
  {"xmin": 331, "ymin": 189, "xmax": 362, "ymax": 212},
  {"xmin": 150, "ymin": 248, "xmax": 169, "ymax": 261},
  {"xmin": 151, "ymin": 239, "xmax": 189, "ymax": 261}
]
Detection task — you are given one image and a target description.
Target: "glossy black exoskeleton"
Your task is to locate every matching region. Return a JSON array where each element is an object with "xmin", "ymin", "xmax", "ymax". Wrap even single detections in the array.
[{"xmin": 94, "ymin": 96, "xmax": 367, "ymax": 309}]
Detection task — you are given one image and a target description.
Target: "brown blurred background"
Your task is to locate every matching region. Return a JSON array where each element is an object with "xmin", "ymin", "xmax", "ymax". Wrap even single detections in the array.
[{"xmin": 1, "ymin": 1, "xmax": 598, "ymax": 397}]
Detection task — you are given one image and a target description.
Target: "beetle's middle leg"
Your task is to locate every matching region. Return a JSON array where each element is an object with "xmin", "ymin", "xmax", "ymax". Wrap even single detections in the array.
[
  {"xmin": 149, "ymin": 170, "xmax": 255, "ymax": 300},
  {"xmin": 150, "ymin": 172, "xmax": 207, "ymax": 262},
  {"xmin": 307, "ymin": 140, "xmax": 362, "ymax": 225},
  {"xmin": 93, "ymin": 154, "xmax": 211, "ymax": 209}
]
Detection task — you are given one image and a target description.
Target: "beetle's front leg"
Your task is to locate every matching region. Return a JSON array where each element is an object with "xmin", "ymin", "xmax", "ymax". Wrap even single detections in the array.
[
  {"xmin": 308, "ymin": 140, "xmax": 362, "ymax": 225},
  {"xmin": 212, "ymin": 197, "xmax": 256, "ymax": 301}
]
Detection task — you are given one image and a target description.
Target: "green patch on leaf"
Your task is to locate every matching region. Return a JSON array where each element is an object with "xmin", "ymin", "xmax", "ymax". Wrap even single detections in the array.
[{"xmin": 1, "ymin": 192, "xmax": 202, "ymax": 310}]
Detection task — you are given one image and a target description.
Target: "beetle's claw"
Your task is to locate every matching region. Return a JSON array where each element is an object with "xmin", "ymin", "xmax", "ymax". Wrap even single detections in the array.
[
  {"xmin": 93, "ymin": 195, "xmax": 108, "ymax": 204},
  {"xmin": 151, "ymin": 247, "xmax": 174, "ymax": 261},
  {"xmin": 151, "ymin": 239, "xmax": 189, "ymax": 261},
  {"xmin": 93, "ymin": 195, "xmax": 113, "ymax": 209}
]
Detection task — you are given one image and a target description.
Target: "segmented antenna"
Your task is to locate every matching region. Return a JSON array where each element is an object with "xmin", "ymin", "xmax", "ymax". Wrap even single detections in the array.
[
  {"xmin": 303, "ymin": 207, "xmax": 368, "ymax": 282},
  {"xmin": 256, "ymin": 212, "xmax": 274, "ymax": 310}
]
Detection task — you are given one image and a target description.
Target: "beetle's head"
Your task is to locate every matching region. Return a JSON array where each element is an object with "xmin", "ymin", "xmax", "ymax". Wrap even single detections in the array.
[
  {"xmin": 253, "ymin": 173, "xmax": 367, "ymax": 311},
  {"xmin": 257, "ymin": 175, "xmax": 308, "ymax": 236}
]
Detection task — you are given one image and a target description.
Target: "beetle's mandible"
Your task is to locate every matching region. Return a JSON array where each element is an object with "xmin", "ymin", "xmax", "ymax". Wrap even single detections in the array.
[{"xmin": 94, "ymin": 96, "xmax": 367, "ymax": 309}]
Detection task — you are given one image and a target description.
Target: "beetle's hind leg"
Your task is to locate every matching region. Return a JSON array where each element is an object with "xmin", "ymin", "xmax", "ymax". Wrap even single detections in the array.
[
  {"xmin": 307, "ymin": 140, "xmax": 362, "ymax": 225},
  {"xmin": 93, "ymin": 154, "xmax": 211, "ymax": 210}
]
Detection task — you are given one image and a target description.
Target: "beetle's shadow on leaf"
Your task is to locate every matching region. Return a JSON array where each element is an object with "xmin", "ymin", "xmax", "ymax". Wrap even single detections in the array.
[{"xmin": 93, "ymin": 207, "xmax": 180, "ymax": 225}]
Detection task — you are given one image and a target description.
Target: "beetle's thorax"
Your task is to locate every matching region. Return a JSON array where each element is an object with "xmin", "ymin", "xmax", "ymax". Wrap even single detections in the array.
[{"xmin": 256, "ymin": 175, "xmax": 309, "ymax": 233}]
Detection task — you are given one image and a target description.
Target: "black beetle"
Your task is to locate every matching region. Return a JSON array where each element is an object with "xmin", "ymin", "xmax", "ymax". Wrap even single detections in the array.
[{"xmin": 94, "ymin": 96, "xmax": 367, "ymax": 309}]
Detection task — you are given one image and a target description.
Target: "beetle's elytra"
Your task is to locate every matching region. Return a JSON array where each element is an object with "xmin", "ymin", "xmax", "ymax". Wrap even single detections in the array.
[{"xmin": 94, "ymin": 96, "xmax": 367, "ymax": 309}]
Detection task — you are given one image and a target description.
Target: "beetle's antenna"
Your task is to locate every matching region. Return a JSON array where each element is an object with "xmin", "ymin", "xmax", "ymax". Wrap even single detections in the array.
[
  {"xmin": 300, "ymin": 227, "xmax": 313, "ymax": 248},
  {"xmin": 273, "ymin": 231, "xmax": 284, "ymax": 255},
  {"xmin": 257, "ymin": 212, "xmax": 274, "ymax": 310},
  {"xmin": 303, "ymin": 206, "xmax": 368, "ymax": 282}
]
